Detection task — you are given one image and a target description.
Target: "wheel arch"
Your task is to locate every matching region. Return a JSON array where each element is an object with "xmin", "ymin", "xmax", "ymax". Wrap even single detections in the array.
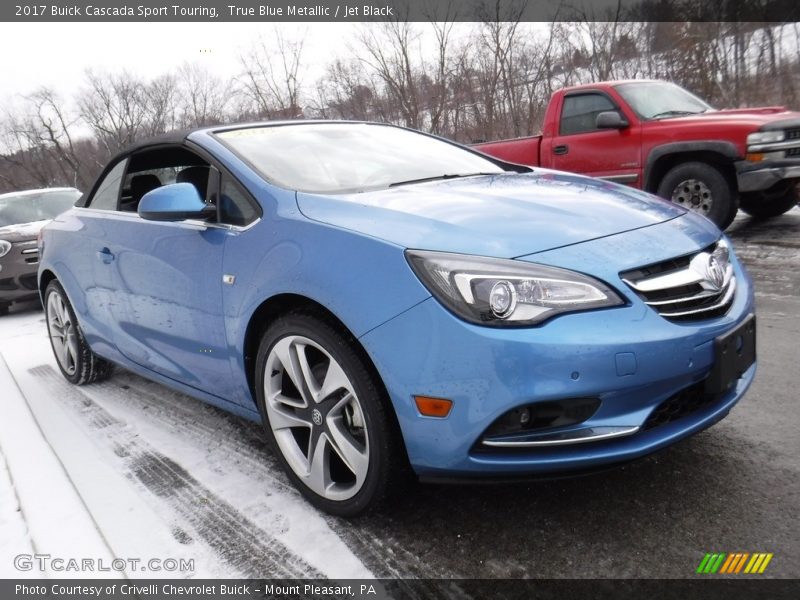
[
  {"xmin": 38, "ymin": 268, "xmax": 58, "ymax": 303},
  {"xmin": 242, "ymin": 292, "xmax": 412, "ymax": 467},
  {"xmin": 242, "ymin": 295, "xmax": 393, "ymax": 408},
  {"xmin": 644, "ymin": 141, "xmax": 740, "ymax": 193}
]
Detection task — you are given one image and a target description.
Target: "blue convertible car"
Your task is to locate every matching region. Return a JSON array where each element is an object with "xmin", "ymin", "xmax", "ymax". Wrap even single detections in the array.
[{"xmin": 39, "ymin": 122, "xmax": 756, "ymax": 516}]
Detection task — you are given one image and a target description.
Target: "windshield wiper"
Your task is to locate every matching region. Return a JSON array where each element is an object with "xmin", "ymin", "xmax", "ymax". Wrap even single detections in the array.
[
  {"xmin": 649, "ymin": 110, "xmax": 702, "ymax": 119},
  {"xmin": 388, "ymin": 173, "xmax": 498, "ymax": 188}
]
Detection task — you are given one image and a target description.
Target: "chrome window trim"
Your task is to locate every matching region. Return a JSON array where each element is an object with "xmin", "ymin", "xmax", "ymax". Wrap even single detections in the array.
[{"xmin": 73, "ymin": 206, "xmax": 261, "ymax": 233}]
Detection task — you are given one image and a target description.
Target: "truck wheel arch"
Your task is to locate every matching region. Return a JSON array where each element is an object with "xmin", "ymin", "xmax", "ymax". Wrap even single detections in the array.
[{"xmin": 644, "ymin": 141, "xmax": 740, "ymax": 193}]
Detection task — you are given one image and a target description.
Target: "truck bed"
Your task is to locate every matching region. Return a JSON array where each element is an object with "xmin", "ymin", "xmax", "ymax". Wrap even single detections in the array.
[{"xmin": 473, "ymin": 135, "xmax": 541, "ymax": 167}]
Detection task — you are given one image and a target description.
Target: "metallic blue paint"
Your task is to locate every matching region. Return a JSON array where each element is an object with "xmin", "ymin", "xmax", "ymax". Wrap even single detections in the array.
[
  {"xmin": 296, "ymin": 171, "xmax": 686, "ymax": 258},
  {"xmin": 138, "ymin": 182, "xmax": 208, "ymax": 221},
  {"xmin": 39, "ymin": 123, "xmax": 756, "ymax": 478}
]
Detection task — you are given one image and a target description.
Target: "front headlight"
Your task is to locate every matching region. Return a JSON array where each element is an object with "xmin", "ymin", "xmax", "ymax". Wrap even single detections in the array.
[
  {"xmin": 0, "ymin": 240, "xmax": 11, "ymax": 258},
  {"xmin": 747, "ymin": 130, "xmax": 785, "ymax": 145},
  {"xmin": 406, "ymin": 250, "xmax": 624, "ymax": 327}
]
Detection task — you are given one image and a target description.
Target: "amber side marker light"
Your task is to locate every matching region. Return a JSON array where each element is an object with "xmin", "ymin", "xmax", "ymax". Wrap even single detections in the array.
[{"xmin": 414, "ymin": 396, "xmax": 453, "ymax": 418}]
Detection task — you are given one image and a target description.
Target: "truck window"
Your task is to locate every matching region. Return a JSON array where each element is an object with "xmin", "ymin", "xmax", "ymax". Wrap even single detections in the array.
[{"xmin": 560, "ymin": 93, "xmax": 616, "ymax": 136}]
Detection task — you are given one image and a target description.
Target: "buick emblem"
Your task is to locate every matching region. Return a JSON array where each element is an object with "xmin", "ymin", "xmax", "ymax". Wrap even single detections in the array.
[
  {"xmin": 705, "ymin": 254, "xmax": 726, "ymax": 290},
  {"xmin": 312, "ymin": 409, "xmax": 323, "ymax": 426},
  {"xmin": 689, "ymin": 244, "xmax": 729, "ymax": 292}
]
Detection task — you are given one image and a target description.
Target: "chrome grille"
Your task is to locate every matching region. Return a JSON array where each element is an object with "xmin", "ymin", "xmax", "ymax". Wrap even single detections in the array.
[
  {"xmin": 786, "ymin": 128, "xmax": 800, "ymax": 141},
  {"xmin": 621, "ymin": 240, "xmax": 736, "ymax": 322}
]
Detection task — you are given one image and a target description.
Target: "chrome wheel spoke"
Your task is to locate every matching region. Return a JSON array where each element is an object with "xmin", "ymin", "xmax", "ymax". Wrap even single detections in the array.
[
  {"xmin": 327, "ymin": 411, "xmax": 369, "ymax": 482},
  {"xmin": 269, "ymin": 402, "xmax": 312, "ymax": 431},
  {"xmin": 293, "ymin": 342, "xmax": 322, "ymax": 401},
  {"xmin": 271, "ymin": 338, "xmax": 311, "ymax": 407},
  {"xmin": 305, "ymin": 433, "xmax": 332, "ymax": 497},
  {"xmin": 318, "ymin": 359, "xmax": 351, "ymax": 403},
  {"xmin": 65, "ymin": 331, "xmax": 79, "ymax": 371},
  {"xmin": 47, "ymin": 292, "xmax": 77, "ymax": 376}
]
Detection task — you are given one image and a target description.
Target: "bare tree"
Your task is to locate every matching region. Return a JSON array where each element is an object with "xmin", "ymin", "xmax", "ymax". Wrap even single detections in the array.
[
  {"xmin": 239, "ymin": 28, "xmax": 306, "ymax": 118},
  {"xmin": 177, "ymin": 63, "xmax": 229, "ymax": 127},
  {"xmin": 79, "ymin": 69, "xmax": 150, "ymax": 156}
]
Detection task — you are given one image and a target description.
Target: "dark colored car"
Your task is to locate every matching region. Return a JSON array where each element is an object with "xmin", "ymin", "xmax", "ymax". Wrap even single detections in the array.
[{"xmin": 0, "ymin": 188, "xmax": 81, "ymax": 315}]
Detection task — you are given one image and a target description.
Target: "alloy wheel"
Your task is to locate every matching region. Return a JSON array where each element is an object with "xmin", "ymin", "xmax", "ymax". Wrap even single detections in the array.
[
  {"xmin": 263, "ymin": 334, "xmax": 369, "ymax": 501},
  {"xmin": 46, "ymin": 290, "xmax": 79, "ymax": 376}
]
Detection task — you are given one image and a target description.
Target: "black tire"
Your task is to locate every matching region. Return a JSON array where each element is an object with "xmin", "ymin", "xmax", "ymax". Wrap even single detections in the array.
[
  {"xmin": 0, "ymin": 304, "xmax": 9, "ymax": 317},
  {"xmin": 739, "ymin": 181, "xmax": 799, "ymax": 219},
  {"xmin": 657, "ymin": 161, "xmax": 738, "ymax": 229},
  {"xmin": 44, "ymin": 280, "xmax": 114, "ymax": 385},
  {"xmin": 255, "ymin": 310, "xmax": 408, "ymax": 517}
]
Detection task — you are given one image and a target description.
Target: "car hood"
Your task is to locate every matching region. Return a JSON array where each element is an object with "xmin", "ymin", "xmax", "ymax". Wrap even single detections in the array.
[
  {"xmin": 662, "ymin": 107, "xmax": 800, "ymax": 129},
  {"xmin": 0, "ymin": 219, "xmax": 49, "ymax": 243},
  {"xmin": 296, "ymin": 171, "xmax": 685, "ymax": 258}
]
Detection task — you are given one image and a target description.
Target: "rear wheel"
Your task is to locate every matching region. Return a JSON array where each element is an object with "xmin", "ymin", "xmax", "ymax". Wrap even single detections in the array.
[
  {"xmin": 255, "ymin": 311, "xmax": 406, "ymax": 517},
  {"xmin": 0, "ymin": 304, "xmax": 8, "ymax": 317},
  {"xmin": 739, "ymin": 181, "xmax": 799, "ymax": 219},
  {"xmin": 657, "ymin": 161, "xmax": 738, "ymax": 229},
  {"xmin": 45, "ymin": 280, "xmax": 113, "ymax": 385}
]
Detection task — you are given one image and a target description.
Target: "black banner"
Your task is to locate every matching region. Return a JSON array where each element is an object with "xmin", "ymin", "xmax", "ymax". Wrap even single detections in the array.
[
  {"xmin": 3, "ymin": 579, "xmax": 800, "ymax": 600},
  {"xmin": 2, "ymin": 0, "xmax": 800, "ymax": 23}
]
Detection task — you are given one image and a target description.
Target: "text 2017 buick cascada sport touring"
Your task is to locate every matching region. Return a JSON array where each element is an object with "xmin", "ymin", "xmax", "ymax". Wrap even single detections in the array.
[{"xmin": 39, "ymin": 122, "xmax": 756, "ymax": 516}]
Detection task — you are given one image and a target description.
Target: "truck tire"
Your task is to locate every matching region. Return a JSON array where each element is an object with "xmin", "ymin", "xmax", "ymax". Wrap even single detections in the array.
[
  {"xmin": 739, "ymin": 181, "xmax": 799, "ymax": 219},
  {"xmin": 657, "ymin": 162, "xmax": 738, "ymax": 229}
]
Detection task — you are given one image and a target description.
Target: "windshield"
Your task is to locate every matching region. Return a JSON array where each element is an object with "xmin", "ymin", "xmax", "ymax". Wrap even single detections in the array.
[
  {"xmin": 215, "ymin": 123, "xmax": 506, "ymax": 194},
  {"xmin": 615, "ymin": 82, "xmax": 712, "ymax": 120},
  {"xmin": 0, "ymin": 189, "xmax": 80, "ymax": 227}
]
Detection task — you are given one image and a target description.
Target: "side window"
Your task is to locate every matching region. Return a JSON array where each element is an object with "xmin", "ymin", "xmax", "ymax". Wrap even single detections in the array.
[
  {"xmin": 560, "ymin": 93, "xmax": 616, "ymax": 136},
  {"xmin": 219, "ymin": 175, "xmax": 259, "ymax": 227},
  {"xmin": 119, "ymin": 147, "xmax": 211, "ymax": 213},
  {"xmin": 87, "ymin": 159, "xmax": 127, "ymax": 210}
]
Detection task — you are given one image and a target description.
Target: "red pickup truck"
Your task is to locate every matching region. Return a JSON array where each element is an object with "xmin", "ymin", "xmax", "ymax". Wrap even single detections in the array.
[{"xmin": 474, "ymin": 80, "xmax": 800, "ymax": 229}]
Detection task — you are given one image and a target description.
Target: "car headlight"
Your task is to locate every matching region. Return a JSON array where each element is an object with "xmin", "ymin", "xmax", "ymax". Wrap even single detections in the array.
[
  {"xmin": 0, "ymin": 240, "xmax": 11, "ymax": 258},
  {"xmin": 406, "ymin": 250, "xmax": 624, "ymax": 327},
  {"xmin": 747, "ymin": 130, "xmax": 785, "ymax": 145}
]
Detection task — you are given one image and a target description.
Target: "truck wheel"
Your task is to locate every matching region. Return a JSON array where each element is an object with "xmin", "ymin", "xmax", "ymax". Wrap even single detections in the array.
[
  {"xmin": 739, "ymin": 181, "xmax": 799, "ymax": 219},
  {"xmin": 657, "ymin": 162, "xmax": 738, "ymax": 229}
]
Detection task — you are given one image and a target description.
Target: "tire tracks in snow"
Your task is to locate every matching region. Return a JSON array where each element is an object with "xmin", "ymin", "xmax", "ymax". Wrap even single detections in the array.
[
  {"xmin": 30, "ymin": 364, "xmax": 320, "ymax": 579},
  {"xmin": 53, "ymin": 367, "xmax": 464, "ymax": 595},
  {"xmin": 31, "ymin": 365, "xmax": 465, "ymax": 597}
]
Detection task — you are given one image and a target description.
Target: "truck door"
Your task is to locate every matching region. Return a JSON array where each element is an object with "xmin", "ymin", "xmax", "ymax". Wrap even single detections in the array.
[{"xmin": 548, "ymin": 91, "xmax": 642, "ymax": 187}]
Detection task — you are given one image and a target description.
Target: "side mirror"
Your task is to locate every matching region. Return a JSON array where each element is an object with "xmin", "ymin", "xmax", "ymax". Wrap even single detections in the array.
[
  {"xmin": 596, "ymin": 111, "xmax": 629, "ymax": 129},
  {"xmin": 138, "ymin": 183, "xmax": 215, "ymax": 222}
]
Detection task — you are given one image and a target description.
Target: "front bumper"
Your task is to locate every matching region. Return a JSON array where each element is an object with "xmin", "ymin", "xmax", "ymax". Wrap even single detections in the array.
[
  {"xmin": 360, "ymin": 227, "xmax": 755, "ymax": 478},
  {"xmin": 0, "ymin": 238, "xmax": 40, "ymax": 305},
  {"xmin": 736, "ymin": 158, "xmax": 800, "ymax": 192}
]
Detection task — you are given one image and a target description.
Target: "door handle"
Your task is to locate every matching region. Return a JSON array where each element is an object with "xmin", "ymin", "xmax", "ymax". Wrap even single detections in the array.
[
  {"xmin": 553, "ymin": 144, "xmax": 569, "ymax": 155},
  {"xmin": 96, "ymin": 248, "xmax": 115, "ymax": 264}
]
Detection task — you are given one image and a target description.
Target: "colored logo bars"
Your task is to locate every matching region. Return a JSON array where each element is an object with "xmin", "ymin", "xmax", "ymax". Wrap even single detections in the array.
[{"xmin": 696, "ymin": 552, "xmax": 773, "ymax": 574}]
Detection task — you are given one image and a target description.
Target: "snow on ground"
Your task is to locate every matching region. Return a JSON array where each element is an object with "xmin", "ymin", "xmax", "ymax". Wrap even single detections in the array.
[
  {"xmin": 0, "ymin": 444, "xmax": 36, "ymax": 577},
  {"xmin": 0, "ymin": 303, "xmax": 372, "ymax": 579}
]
